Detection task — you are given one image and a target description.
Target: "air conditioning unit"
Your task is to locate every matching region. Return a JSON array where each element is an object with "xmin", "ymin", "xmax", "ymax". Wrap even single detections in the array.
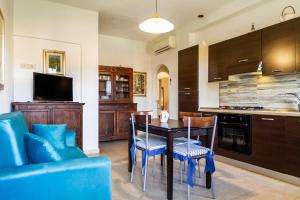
[{"xmin": 152, "ymin": 36, "xmax": 176, "ymax": 55}]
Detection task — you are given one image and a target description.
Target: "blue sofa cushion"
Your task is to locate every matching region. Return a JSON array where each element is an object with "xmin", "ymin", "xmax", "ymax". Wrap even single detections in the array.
[
  {"xmin": 57, "ymin": 147, "xmax": 87, "ymax": 160},
  {"xmin": 0, "ymin": 112, "xmax": 29, "ymax": 168},
  {"xmin": 32, "ymin": 124, "xmax": 67, "ymax": 150},
  {"xmin": 24, "ymin": 132, "xmax": 62, "ymax": 163}
]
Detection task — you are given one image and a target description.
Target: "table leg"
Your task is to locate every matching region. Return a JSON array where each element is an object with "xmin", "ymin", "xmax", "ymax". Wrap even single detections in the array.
[
  {"xmin": 128, "ymin": 123, "xmax": 133, "ymax": 172},
  {"xmin": 167, "ymin": 134, "xmax": 174, "ymax": 200},
  {"xmin": 206, "ymin": 172, "xmax": 211, "ymax": 188}
]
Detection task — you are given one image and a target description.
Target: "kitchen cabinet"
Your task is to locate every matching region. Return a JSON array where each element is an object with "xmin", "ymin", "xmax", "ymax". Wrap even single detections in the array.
[
  {"xmin": 178, "ymin": 45, "xmax": 198, "ymax": 91},
  {"xmin": 226, "ymin": 30, "xmax": 262, "ymax": 75},
  {"xmin": 99, "ymin": 66, "xmax": 137, "ymax": 142},
  {"xmin": 178, "ymin": 45, "xmax": 199, "ymax": 114},
  {"xmin": 251, "ymin": 115, "xmax": 285, "ymax": 172},
  {"xmin": 262, "ymin": 18, "xmax": 297, "ymax": 75},
  {"xmin": 208, "ymin": 41, "xmax": 228, "ymax": 82},
  {"xmin": 284, "ymin": 117, "xmax": 300, "ymax": 177},
  {"xmin": 178, "ymin": 91, "xmax": 198, "ymax": 112},
  {"xmin": 296, "ymin": 18, "xmax": 300, "ymax": 72}
]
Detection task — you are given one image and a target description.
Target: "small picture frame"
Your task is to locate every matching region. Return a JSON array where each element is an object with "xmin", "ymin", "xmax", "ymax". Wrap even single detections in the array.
[
  {"xmin": 43, "ymin": 50, "xmax": 65, "ymax": 75},
  {"xmin": 133, "ymin": 71, "xmax": 147, "ymax": 96}
]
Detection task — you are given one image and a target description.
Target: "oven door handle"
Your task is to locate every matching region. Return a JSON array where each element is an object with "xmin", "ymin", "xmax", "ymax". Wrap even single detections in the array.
[{"xmin": 218, "ymin": 122, "xmax": 249, "ymax": 127}]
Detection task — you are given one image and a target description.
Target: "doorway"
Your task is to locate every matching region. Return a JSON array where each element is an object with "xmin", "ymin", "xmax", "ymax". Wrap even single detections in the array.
[{"xmin": 157, "ymin": 65, "xmax": 170, "ymax": 115}]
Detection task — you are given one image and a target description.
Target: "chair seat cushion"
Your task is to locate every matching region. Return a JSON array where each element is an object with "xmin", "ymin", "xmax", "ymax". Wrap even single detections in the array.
[
  {"xmin": 57, "ymin": 147, "xmax": 87, "ymax": 160},
  {"xmin": 24, "ymin": 132, "xmax": 62, "ymax": 163},
  {"xmin": 174, "ymin": 143, "xmax": 209, "ymax": 157},
  {"xmin": 174, "ymin": 137, "xmax": 200, "ymax": 146},
  {"xmin": 0, "ymin": 112, "xmax": 29, "ymax": 168},
  {"xmin": 136, "ymin": 137, "xmax": 166, "ymax": 151},
  {"xmin": 32, "ymin": 124, "xmax": 67, "ymax": 150}
]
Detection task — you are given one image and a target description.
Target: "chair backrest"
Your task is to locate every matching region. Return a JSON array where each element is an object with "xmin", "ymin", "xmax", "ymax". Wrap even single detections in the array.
[
  {"xmin": 130, "ymin": 111, "xmax": 153, "ymax": 149},
  {"xmin": 183, "ymin": 116, "xmax": 218, "ymax": 156},
  {"xmin": 179, "ymin": 112, "xmax": 202, "ymax": 120}
]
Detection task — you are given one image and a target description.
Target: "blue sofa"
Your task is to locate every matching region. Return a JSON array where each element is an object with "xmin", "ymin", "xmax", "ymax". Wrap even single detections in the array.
[{"xmin": 0, "ymin": 112, "xmax": 112, "ymax": 200}]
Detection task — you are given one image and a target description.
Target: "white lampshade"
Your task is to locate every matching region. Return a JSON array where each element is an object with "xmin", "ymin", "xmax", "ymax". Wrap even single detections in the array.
[{"xmin": 139, "ymin": 17, "xmax": 174, "ymax": 34}]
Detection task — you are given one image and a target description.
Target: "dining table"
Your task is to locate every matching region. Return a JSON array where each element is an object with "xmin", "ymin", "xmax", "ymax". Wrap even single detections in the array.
[{"xmin": 128, "ymin": 118, "xmax": 212, "ymax": 200}]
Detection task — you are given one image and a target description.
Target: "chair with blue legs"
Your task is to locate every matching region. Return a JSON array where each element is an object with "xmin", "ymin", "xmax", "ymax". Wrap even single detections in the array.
[
  {"xmin": 173, "ymin": 115, "xmax": 218, "ymax": 200},
  {"xmin": 130, "ymin": 111, "xmax": 166, "ymax": 192}
]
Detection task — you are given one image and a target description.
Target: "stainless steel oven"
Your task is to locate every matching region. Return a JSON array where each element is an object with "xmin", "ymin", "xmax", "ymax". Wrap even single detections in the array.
[{"xmin": 217, "ymin": 114, "xmax": 251, "ymax": 154}]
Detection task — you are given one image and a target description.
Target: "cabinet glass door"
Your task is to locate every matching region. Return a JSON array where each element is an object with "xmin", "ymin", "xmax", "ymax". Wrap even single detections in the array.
[
  {"xmin": 99, "ymin": 73, "xmax": 112, "ymax": 101},
  {"xmin": 115, "ymin": 74, "xmax": 130, "ymax": 101}
]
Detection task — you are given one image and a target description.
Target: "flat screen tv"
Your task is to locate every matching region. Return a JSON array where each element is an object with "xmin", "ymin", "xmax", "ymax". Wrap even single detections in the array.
[{"xmin": 33, "ymin": 72, "xmax": 73, "ymax": 101}]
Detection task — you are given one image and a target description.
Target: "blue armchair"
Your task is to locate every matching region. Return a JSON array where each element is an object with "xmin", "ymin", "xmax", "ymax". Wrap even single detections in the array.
[{"xmin": 0, "ymin": 112, "xmax": 112, "ymax": 200}]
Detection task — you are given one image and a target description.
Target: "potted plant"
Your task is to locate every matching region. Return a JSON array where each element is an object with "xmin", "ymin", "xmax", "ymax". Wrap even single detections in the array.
[{"xmin": 287, "ymin": 93, "xmax": 300, "ymax": 111}]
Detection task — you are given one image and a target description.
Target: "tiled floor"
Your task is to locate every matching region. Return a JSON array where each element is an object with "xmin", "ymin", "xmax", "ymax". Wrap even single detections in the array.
[{"xmin": 99, "ymin": 141, "xmax": 300, "ymax": 200}]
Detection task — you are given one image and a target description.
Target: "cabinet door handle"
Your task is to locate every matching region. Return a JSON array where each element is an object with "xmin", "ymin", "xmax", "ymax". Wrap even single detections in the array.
[
  {"xmin": 272, "ymin": 69, "xmax": 282, "ymax": 73},
  {"xmin": 214, "ymin": 77, "xmax": 222, "ymax": 80},
  {"xmin": 261, "ymin": 118, "xmax": 274, "ymax": 121},
  {"xmin": 238, "ymin": 59, "xmax": 249, "ymax": 63},
  {"xmin": 184, "ymin": 87, "xmax": 191, "ymax": 90},
  {"xmin": 184, "ymin": 93, "xmax": 191, "ymax": 95}
]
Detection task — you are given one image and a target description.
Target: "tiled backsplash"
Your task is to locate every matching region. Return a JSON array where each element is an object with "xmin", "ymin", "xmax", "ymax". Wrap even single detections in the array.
[{"xmin": 220, "ymin": 73, "xmax": 300, "ymax": 110}]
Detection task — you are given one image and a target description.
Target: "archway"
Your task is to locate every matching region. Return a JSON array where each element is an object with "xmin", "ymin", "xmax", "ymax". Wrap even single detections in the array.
[{"xmin": 156, "ymin": 65, "xmax": 170, "ymax": 115}]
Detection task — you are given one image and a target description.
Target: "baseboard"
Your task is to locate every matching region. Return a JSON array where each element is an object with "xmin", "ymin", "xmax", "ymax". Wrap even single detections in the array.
[
  {"xmin": 215, "ymin": 155, "xmax": 300, "ymax": 187},
  {"xmin": 84, "ymin": 148, "xmax": 100, "ymax": 156}
]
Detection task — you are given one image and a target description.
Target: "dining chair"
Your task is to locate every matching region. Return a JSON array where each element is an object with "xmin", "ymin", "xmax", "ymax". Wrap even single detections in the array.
[
  {"xmin": 173, "ymin": 116, "xmax": 218, "ymax": 200},
  {"xmin": 130, "ymin": 111, "xmax": 167, "ymax": 192}
]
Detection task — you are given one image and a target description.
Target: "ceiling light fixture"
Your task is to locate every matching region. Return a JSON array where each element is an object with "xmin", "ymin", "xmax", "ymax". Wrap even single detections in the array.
[
  {"xmin": 139, "ymin": 0, "xmax": 174, "ymax": 34},
  {"xmin": 280, "ymin": 6, "xmax": 296, "ymax": 21}
]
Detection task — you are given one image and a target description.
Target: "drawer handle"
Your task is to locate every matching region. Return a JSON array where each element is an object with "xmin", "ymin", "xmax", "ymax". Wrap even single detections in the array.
[
  {"xmin": 184, "ymin": 87, "xmax": 190, "ymax": 90},
  {"xmin": 184, "ymin": 93, "xmax": 191, "ymax": 95},
  {"xmin": 238, "ymin": 59, "xmax": 249, "ymax": 63},
  {"xmin": 272, "ymin": 69, "xmax": 282, "ymax": 73},
  {"xmin": 214, "ymin": 77, "xmax": 222, "ymax": 80},
  {"xmin": 261, "ymin": 118, "xmax": 274, "ymax": 121}
]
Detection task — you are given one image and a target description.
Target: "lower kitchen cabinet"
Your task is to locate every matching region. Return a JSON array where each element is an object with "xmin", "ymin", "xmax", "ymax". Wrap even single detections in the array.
[
  {"xmin": 99, "ymin": 103, "xmax": 137, "ymax": 141},
  {"xmin": 252, "ymin": 115, "xmax": 285, "ymax": 172},
  {"xmin": 285, "ymin": 117, "xmax": 300, "ymax": 177}
]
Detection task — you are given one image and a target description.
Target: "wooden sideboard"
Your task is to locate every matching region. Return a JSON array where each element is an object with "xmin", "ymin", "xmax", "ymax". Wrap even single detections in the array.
[{"xmin": 12, "ymin": 102, "xmax": 84, "ymax": 149}]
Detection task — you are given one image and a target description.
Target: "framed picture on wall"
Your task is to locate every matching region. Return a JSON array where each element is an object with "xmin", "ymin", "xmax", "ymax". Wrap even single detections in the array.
[
  {"xmin": 133, "ymin": 71, "xmax": 147, "ymax": 96},
  {"xmin": 43, "ymin": 50, "xmax": 66, "ymax": 75}
]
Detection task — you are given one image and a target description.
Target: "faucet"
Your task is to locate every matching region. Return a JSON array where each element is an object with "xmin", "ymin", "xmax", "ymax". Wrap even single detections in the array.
[{"xmin": 286, "ymin": 93, "xmax": 300, "ymax": 102}]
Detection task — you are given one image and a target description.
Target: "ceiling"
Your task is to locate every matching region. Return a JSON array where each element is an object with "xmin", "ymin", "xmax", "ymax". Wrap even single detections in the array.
[{"xmin": 48, "ymin": 0, "xmax": 232, "ymax": 41}]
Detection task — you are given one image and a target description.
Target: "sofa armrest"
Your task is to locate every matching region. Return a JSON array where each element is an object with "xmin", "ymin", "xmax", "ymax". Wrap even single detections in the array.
[
  {"xmin": 0, "ymin": 156, "xmax": 112, "ymax": 200},
  {"xmin": 65, "ymin": 130, "xmax": 76, "ymax": 147}
]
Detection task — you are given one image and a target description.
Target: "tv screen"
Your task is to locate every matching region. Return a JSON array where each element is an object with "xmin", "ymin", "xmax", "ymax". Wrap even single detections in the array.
[{"xmin": 33, "ymin": 72, "xmax": 73, "ymax": 101}]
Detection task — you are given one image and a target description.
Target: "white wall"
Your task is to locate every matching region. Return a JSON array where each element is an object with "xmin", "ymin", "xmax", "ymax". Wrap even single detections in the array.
[
  {"xmin": 99, "ymin": 34, "xmax": 153, "ymax": 111},
  {"xmin": 0, "ymin": 0, "xmax": 13, "ymax": 114},
  {"xmin": 13, "ymin": 0, "xmax": 99, "ymax": 153},
  {"xmin": 99, "ymin": 34, "xmax": 179, "ymax": 119}
]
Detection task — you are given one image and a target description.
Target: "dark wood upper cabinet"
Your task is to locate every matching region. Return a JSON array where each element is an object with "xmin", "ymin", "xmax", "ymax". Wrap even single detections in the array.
[
  {"xmin": 227, "ymin": 30, "xmax": 262, "ymax": 75},
  {"xmin": 178, "ymin": 45, "xmax": 198, "ymax": 91},
  {"xmin": 296, "ymin": 18, "xmax": 300, "ymax": 72},
  {"xmin": 208, "ymin": 41, "xmax": 228, "ymax": 82},
  {"xmin": 262, "ymin": 18, "xmax": 297, "ymax": 75}
]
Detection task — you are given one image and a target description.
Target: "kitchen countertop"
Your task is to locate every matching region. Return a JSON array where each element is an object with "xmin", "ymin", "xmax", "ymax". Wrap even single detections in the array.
[{"xmin": 198, "ymin": 108, "xmax": 300, "ymax": 117}]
